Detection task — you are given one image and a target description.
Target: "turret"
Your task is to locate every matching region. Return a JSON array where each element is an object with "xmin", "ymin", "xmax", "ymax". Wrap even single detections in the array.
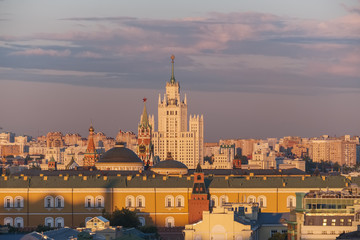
[{"xmin": 188, "ymin": 163, "xmax": 209, "ymax": 224}]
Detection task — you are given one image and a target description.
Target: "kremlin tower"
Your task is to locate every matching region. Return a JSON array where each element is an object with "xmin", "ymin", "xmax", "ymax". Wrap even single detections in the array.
[
  {"xmin": 137, "ymin": 98, "xmax": 154, "ymax": 167},
  {"xmin": 188, "ymin": 163, "xmax": 209, "ymax": 224},
  {"xmin": 82, "ymin": 125, "xmax": 98, "ymax": 167}
]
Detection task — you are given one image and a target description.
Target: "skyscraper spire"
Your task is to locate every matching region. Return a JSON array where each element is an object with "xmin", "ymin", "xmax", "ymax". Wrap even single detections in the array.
[
  {"xmin": 141, "ymin": 98, "xmax": 149, "ymax": 127},
  {"xmin": 170, "ymin": 54, "xmax": 175, "ymax": 84}
]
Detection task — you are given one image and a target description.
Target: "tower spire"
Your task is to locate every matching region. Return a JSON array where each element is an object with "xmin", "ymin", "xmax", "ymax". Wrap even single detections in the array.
[
  {"xmin": 141, "ymin": 98, "xmax": 149, "ymax": 126},
  {"xmin": 170, "ymin": 54, "xmax": 175, "ymax": 83}
]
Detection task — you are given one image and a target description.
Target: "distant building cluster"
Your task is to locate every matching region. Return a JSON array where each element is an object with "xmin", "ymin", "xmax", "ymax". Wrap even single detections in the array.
[{"xmin": 2, "ymin": 55, "xmax": 360, "ymax": 240}]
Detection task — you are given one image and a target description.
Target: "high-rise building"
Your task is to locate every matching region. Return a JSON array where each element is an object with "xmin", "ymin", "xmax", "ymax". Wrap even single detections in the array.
[
  {"xmin": 137, "ymin": 98, "xmax": 154, "ymax": 166},
  {"xmin": 152, "ymin": 55, "xmax": 204, "ymax": 169}
]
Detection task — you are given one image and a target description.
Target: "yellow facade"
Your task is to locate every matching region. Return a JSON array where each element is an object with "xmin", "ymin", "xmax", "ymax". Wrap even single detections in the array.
[{"xmin": 0, "ymin": 174, "xmax": 348, "ymax": 228}]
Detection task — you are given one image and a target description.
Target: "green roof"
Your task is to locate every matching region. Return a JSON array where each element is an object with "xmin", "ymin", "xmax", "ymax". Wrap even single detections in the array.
[{"xmin": 0, "ymin": 175, "xmax": 351, "ymax": 189}]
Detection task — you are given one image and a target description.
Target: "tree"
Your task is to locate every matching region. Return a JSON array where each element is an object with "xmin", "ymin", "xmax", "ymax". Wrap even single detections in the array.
[
  {"xmin": 104, "ymin": 207, "xmax": 140, "ymax": 228},
  {"xmin": 78, "ymin": 231, "xmax": 93, "ymax": 240}
]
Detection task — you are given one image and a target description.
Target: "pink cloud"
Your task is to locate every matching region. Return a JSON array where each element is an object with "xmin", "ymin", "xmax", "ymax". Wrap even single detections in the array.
[{"xmin": 10, "ymin": 48, "xmax": 71, "ymax": 57}]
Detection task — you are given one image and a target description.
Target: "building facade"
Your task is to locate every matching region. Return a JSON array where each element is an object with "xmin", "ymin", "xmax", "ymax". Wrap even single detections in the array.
[
  {"xmin": 152, "ymin": 55, "xmax": 204, "ymax": 169},
  {"xmin": 0, "ymin": 172, "xmax": 355, "ymax": 229}
]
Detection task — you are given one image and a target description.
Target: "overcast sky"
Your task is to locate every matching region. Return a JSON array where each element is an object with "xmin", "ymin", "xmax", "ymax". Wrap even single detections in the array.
[{"xmin": 0, "ymin": 0, "xmax": 359, "ymax": 141}]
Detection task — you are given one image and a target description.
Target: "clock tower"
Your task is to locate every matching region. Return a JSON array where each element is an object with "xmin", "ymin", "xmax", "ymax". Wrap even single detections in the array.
[{"xmin": 137, "ymin": 98, "xmax": 154, "ymax": 167}]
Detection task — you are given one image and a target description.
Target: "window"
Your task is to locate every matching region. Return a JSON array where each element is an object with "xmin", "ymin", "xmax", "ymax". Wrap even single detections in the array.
[
  {"xmin": 55, "ymin": 217, "xmax": 64, "ymax": 228},
  {"xmin": 4, "ymin": 196, "xmax": 13, "ymax": 208},
  {"xmin": 340, "ymin": 218, "xmax": 344, "ymax": 226},
  {"xmin": 165, "ymin": 217, "xmax": 175, "ymax": 227},
  {"xmin": 175, "ymin": 195, "xmax": 184, "ymax": 207},
  {"xmin": 258, "ymin": 196, "xmax": 266, "ymax": 208},
  {"xmin": 139, "ymin": 217, "xmax": 145, "ymax": 227},
  {"xmin": 55, "ymin": 196, "xmax": 64, "ymax": 208},
  {"xmin": 348, "ymin": 218, "xmax": 352, "ymax": 226},
  {"xmin": 14, "ymin": 217, "xmax": 23, "ymax": 228},
  {"xmin": 95, "ymin": 196, "xmax": 104, "ymax": 208},
  {"xmin": 247, "ymin": 195, "xmax": 256, "ymax": 203},
  {"xmin": 270, "ymin": 230, "xmax": 277, "ymax": 237},
  {"xmin": 125, "ymin": 195, "xmax": 135, "ymax": 208},
  {"xmin": 4, "ymin": 217, "xmax": 13, "ymax": 226},
  {"xmin": 14, "ymin": 196, "xmax": 24, "ymax": 208},
  {"xmin": 84, "ymin": 196, "xmax": 94, "ymax": 208},
  {"xmin": 323, "ymin": 219, "xmax": 327, "ymax": 226},
  {"xmin": 220, "ymin": 195, "xmax": 228, "ymax": 207},
  {"xmin": 165, "ymin": 195, "xmax": 174, "ymax": 207},
  {"xmin": 331, "ymin": 219, "xmax": 336, "ymax": 226},
  {"xmin": 136, "ymin": 195, "xmax": 145, "ymax": 208},
  {"xmin": 44, "ymin": 196, "xmax": 54, "ymax": 208},
  {"xmin": 210, "ymin": 196, "xmax": 218, "ymax": 207},
  {"xmin": 45, "ymin": 217, "xmax": 54, "ymax": 228},
  {"xmin": 287, "ymin": 196, "xmax": 296, "ymax": 208}
]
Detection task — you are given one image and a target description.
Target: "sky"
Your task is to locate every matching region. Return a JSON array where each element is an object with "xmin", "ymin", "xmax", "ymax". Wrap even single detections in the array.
[{"xmin": 0, "ymin": 0, "xmax": 359, "ymax": 142}]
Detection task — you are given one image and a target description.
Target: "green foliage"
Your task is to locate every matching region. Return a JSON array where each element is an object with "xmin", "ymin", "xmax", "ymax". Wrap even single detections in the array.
[
  {"xmin": 104, "ymin": 207, "xmax": 140, "ymax": 228},
  {"xmin": 35, "ymin": 224, "xmax": 52, "ymax": 232},
  {"xmin": 78, "ymin": 231, "xmax": 93, "ymax": 240},
  {"xmin": 268, "ymin": 232, "xmax": 287, "ymax": 240},
  {"xmin": 138, "ymin": 225, "xmax": 158, "ymax": 234}
]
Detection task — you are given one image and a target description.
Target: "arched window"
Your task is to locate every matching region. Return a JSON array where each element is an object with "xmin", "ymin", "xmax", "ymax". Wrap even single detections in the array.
[
  {"xmin": 45, "ymin": 217, "xmax": 54, "ymax": 228},
  {"xmin": 165, "ymin": 195, "xmax": 174, "ymax": 208},
  {"xmin": 175, "ymin": 195, "xmax": 184, "ymax": 207},
  {"xmin": 4, "ymin": 196, "xmax": 13, "ymax": 208},
  {"xmin": 136, "ymin": 195, "xmax": 145, "ymax": 208},
  {"xmin": 14, "ymin": 217, "xmax": 24, "ymax": 228},
  {"xmin": 44, "ymin": 196, "xmax": 54, "ymax": 208},
  {"xmin": 165, "ymin": 216, "xmax": 175, "ymax": 227},
  {"xmin": 247, "ymin": 195, "xmax": 256, "ymax": 203},
  {"xmin": 95, "ymin": 196, "xmax": 104, "ymax": 208},
  {"xmin": 258, "ymin": 195, "xmax": 267, "ymax": 208},
  {"xmin": 125, "ymin": 195, "xmax": 135, "ymax": 208},
  {"xmin": 139, "ymin": 217, "xmax": 145, "ymax": 227},
  {"xmin": 4, "ymin": 217, "xmax": 13, "ymax": 226},
  {"xmin": 210, "ymin": 195, "xmax": 218, "ymax": 207},
  {"xmin": 14, "ymin": 196, "xmax": 24, "ymax": 208},
  {"xmin": 85, "ymin": 196, "xmax": 94, "ymax": 208},
  {"xmin": 287, "ymin": 196, "xmax": 296, "ymax": 208},
  {"xmin": 219, "ymin": 195, "xmax": 228, "ymax": 207},
  {"xmin": 197, "ymin": 175, "xmax": 202, "ymax": 180},
  {"xmin": 55, "ymin": 195, "xmax": 64, "ymax": 208},
  {"xmin": 55, "ymin": 217, "xmax": 64, "ymax": 228}
]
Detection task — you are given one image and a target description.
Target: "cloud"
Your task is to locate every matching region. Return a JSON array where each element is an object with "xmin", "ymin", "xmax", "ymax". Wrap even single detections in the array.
[
  {"xmin": 75, "ymin": 51, "xmax": 102, "ymax": 59},
  {"xmin": 10, "ymin": 48, "xmax": 71, "ymax": 57},
  {"xmin": 1, "ymin": 10, "xmax": 360, "ymax": 94}
]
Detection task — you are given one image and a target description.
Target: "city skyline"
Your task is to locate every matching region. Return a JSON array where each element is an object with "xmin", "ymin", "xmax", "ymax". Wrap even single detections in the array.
[{"xmin": 1, "ymin": 0, "xmax": 360, "ymax": 141}]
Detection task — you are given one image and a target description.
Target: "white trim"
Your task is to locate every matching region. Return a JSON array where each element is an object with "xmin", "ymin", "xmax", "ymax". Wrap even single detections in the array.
[
  {"xmin": 125, "ymin": 195, "xmax": 135, "ymax": 208},
  {"xmin": 175, "ymin": 195, "xmax": 184, "ymax": 207},
  {"xmin": 165, "ymin": 195, "xmax": 174, "ymax": 208},
  {"xmin": 85, "ymin": 195, "xmax": 94, "ymax": 208},
  {"xmin": 136, "ymin": 195, "xmax": 145, "ymax": 208},
  {"xmin": 14, "ymin": 217, "xmax": 24, "ymax": 228}
]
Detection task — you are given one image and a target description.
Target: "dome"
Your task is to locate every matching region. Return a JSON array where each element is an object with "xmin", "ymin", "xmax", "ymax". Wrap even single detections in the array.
[
  {"xmin": 98, "ymin": 143, "xmax": 143, "ymax": 164},
  {"xmin": 152, "ymin": 159, "xmax": 188, "ymax": 170},
  {"xmin": 151, "ymin": 152, "xmax": 188, "ymax": 175}
]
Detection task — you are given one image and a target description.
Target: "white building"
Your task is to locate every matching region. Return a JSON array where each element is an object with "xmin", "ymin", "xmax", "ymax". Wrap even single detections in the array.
[
  {"xmin": 203, "ymin": 144, "xmax": 235, "ymax": 169},
  {"xmin": 152, "ymin": 55, "xmax": 204, "ymax": 169}
]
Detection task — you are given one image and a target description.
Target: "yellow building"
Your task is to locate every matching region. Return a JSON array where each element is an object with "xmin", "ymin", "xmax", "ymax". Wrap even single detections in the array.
[{"xmin": 0, "ymin": 171, "xmax": 350, "ymax": 229}]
